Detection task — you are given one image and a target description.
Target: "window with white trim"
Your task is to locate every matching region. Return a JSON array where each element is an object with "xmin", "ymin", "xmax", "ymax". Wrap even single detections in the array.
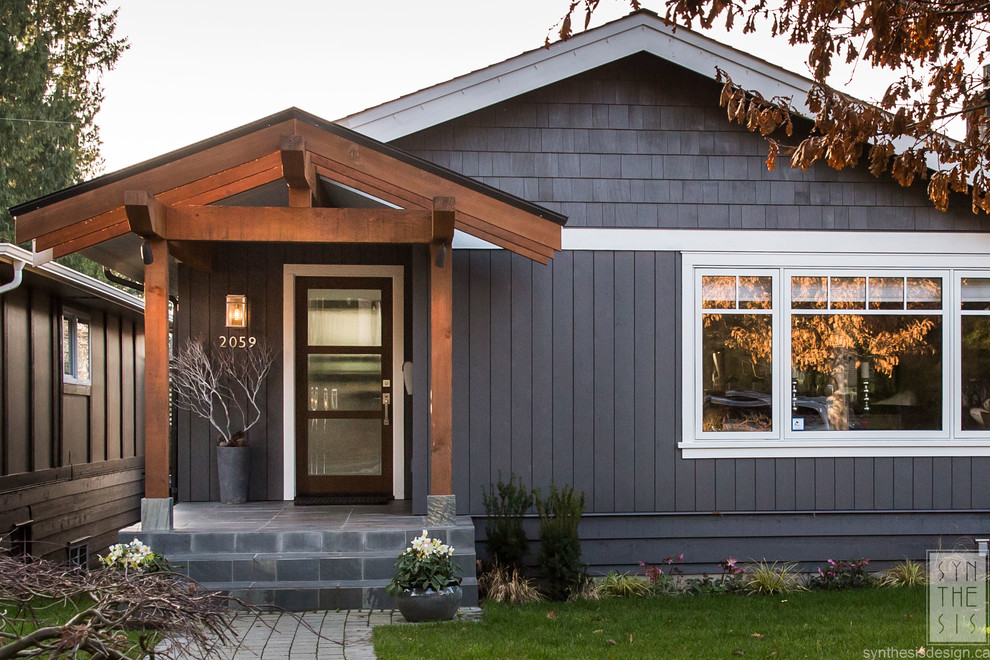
[
  {"xmin": 683, "ymin": 254, "xmax": 990, "ymax": 457},
  {"xmin": 62, "ymin": 309, "xmax": 91, "ymax": 386}
]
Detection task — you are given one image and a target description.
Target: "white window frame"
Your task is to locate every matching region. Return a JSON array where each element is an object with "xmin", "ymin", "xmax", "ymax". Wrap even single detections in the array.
[
  {"xmin": 62, "ymin": 307, "xmax": 91, "ymax": 386},
  {"xmin": 695, "ymin": 268, "xmax": 780, "ymax": 441},
  {"xmin": 955, "ymin": 271, "xmax": 990, "ymax": 440},
  {"xmin": 681, "ymin": 252, "xmax": 990, "ymax": 458}
]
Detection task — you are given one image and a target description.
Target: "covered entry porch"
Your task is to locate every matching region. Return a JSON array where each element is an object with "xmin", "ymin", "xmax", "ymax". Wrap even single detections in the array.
[{"xmin": 11, "ymin": 108, "xmax": 564, "ymax": 607}]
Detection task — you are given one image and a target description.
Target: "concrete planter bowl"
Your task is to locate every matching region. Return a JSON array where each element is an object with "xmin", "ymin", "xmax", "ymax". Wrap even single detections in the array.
[
  {"xmin": 217, "ymin": 445, "xmax": 250, "ymax": 504},
  {"xmin": 395, "ymin": 585, "xmax": 462, "ymax": 622}
]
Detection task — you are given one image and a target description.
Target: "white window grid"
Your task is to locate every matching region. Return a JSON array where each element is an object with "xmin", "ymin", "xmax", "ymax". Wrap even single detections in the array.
[{"xmin": 681, "ymin": 252, "xmax": 990, "ymax": 456}]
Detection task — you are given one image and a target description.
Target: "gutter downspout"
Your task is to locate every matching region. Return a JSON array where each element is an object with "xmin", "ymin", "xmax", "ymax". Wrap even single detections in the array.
[{"xmin": 0, "ymin": 260, "xmax": 26, "ymax": 295}]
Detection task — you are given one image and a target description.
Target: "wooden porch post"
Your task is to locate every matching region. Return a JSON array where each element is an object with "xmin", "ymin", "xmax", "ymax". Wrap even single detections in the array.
[
  {"xmin": 428, "ymin": 197, "xmax": 455, "ymax": 524},
  {"xmin": 142, "ymin": 237, "xmax": 172, "ymax": 528}
]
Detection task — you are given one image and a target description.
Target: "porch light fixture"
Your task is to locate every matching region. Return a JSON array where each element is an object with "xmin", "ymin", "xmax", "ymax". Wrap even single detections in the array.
[{"xmin": 226, "ymin": 295, "xmax": 248, "ymax": 328}]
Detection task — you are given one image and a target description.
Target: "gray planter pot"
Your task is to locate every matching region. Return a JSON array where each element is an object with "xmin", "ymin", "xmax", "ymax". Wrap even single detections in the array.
[
  {"xmin": 395, "ymin": 585, "xmax": 462, "ymax": 622},
  {"xmin": 217, "ymin": 445, "xmax": 249, "ymax": 504}
]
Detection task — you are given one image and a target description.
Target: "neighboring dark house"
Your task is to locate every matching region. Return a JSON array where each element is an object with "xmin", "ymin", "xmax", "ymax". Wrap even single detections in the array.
[
  {"xmin": 0, "ymin": 243, "xmax": 145, "ymax": 566},
  {"xmin": 340, "ymin": 11, "xmax": 990, "ymax": 570}
]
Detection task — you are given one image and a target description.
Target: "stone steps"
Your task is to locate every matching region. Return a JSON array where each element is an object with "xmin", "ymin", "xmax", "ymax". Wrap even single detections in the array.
[{"xmin": 121, "ymin": 520, "xmax": 478, "ymax": 611}]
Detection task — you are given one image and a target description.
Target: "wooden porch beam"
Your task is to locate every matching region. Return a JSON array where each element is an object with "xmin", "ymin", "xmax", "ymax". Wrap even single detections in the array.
[
  {"xmin": 143, "ymin": 238, "xmax": 170, "ymax": 499},
  {"xmin": 51, "ymin": 222, "xmax": 129, "ymax": 259},
  {"xmin": 432, "ymin": 196, "xmax": 455, "ymax": 241},
  {"xmin": 15, "ymin": 119, "xmax": 295, "ymax": 243},
  {"xmin": 164, "ymin": 206, "xmax": 433, "ymax": 243},
  {"xmin": 34, "ymin": 206, "xmax": 126, "ymax": 252},
  {"xmin": 124, "ymin": 190, "xmax": 167, "ymax": 238},
  {"xmin": 280, "ymin": 135, "xmax": 315, "ymax": 208},
  {"xmin": 429, "ymin": 198, "xmax": 454, "ymax": 497},
  {"xmin": 168, "ymin": 241, "xmax": 215, "ymax": 272}
]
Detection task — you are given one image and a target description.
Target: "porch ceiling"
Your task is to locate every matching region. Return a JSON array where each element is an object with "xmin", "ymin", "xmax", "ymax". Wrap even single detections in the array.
[{"xmin": 11, "ymin": 108, "xmax": 566, "ymax": 279}]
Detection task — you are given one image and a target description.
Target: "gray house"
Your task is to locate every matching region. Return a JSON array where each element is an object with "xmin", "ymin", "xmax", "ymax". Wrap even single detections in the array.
[
  {"xmin": 9, "ymin": 10, "xmax": 989, "ymax": 603},
  {"xmin": 341, "ymin": 10, "xmax": 990, "ymax": 570}
]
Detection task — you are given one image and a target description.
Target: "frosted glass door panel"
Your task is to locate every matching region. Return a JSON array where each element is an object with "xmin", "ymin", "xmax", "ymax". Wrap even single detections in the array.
[
  {"xmin": 307, "ymin": 355, "xmax": 382, "ymax": 411},
  {"xmin": 307, "ymin": 419, "xmax": 382, "ymax": 476},
  {"xmin": 308, "ymin": 289, "xmax": 382, "ymax": 346}
]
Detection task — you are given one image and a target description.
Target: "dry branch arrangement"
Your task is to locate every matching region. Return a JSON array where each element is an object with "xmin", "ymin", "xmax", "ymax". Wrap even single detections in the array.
[{"xmin": 170, "ymin": 338, "xmax": 277, "ymax": 447}]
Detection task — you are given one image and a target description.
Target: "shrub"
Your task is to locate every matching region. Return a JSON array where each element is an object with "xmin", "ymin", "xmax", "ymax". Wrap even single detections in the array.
[
  {"xmin": 741, "ymin": 561, "xmax": 808, "ymax": 595},
  {"xmin": 878, "ymin": 559, "xmax": 928, "ymax": 587},
  {"xmin": 478, "ymin": 564, "xmax": 542, "ymax": 604},
  {"xmin": 481, "ymin": 472, "xmax": 531, "ymax": 571},
  {"xmin": 809, "ymin": 558, "xmax": 874, "ymax": 590},
  {"xmin": 534, "ymin": 482, "xmax": 585, "ymax": 601},
  {"xmin": 597, "ymin": 571, "xmax": 654, "ymax": 598}
]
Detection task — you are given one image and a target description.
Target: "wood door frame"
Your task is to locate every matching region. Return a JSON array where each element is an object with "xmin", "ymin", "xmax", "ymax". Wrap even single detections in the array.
[{"xmin": 282, "ymin": 264, "xmax": 405, "ymax": 500}]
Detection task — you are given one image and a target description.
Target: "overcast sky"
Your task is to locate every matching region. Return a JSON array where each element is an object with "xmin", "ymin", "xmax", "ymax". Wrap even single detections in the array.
[{"xmin": 94, "ymin": 0, "xmax": 886, "ymax": 174}]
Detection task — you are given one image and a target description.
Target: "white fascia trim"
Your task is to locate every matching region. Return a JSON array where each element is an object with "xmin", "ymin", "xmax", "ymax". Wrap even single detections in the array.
[
  {"xmin": 559, "ymin": 228, "xmax": 990, "ymax": 255},
  {"xmin": 341, "ymin": 13, "xmax": 813, "ymax": 142},
  {"xmin": 0, "ymin": 242, "xmax": 144, "ymax": 312},
  {"xmin": 282, "ymin": 264, "xmax": 405, "ymax": 501},
  {"xmin": 680, "ymin": 442, "xmax": 990, "ymax": 458}
]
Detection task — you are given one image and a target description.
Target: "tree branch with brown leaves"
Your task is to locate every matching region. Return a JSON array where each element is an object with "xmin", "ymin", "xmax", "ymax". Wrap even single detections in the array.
[{"xmin": 555, "ymin": 0, "xmax": 990, "ymax": 213}]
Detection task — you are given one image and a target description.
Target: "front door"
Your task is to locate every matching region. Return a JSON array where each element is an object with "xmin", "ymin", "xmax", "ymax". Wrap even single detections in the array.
[{"xmin": 295, "ymin": 277, "xmax": 393, "ymax": 497}]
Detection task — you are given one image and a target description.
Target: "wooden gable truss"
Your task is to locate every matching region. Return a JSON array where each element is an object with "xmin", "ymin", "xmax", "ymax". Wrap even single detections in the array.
[{"xmin": 12, "ymin": 109, "xmax": 565, "ymax": 524}]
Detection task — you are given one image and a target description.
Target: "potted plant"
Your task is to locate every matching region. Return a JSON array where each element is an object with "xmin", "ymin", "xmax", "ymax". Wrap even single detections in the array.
[
  {"xmin": 386, "ymin": 530, "xmax": 462, "ymax": 622},
  {"xmin": 170, "ymin": 338, "xmax": 276, "ymax": 504}
]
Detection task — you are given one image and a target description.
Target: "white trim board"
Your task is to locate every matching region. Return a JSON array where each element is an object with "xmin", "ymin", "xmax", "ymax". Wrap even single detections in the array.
[
  {"xmin": 339, "ymin": 12, "xmax": 931, "ymax": 170},
  {"xmin": 282, "ymin": 264, "xmax": 405, "ymax": 501},
  {"xmin": 340, "ymin": 12, "xmax": 812, "ymax": 142},
  {"xmin": 454, "ymin": 228, "xmax": 990, "ymax": 255}
]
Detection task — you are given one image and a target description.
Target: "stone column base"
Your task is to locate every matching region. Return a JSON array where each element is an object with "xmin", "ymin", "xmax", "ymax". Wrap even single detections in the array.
[
  {"xmin": 427, "ymin": 494, "xmax": 456, "ymax": 526},
  {"xmin": 141, "ymin": 497, "xmax": 173, "ymax": 531}
]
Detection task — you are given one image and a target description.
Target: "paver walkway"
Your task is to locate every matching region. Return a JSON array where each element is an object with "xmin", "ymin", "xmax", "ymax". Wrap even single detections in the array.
[{"xmin": 162, "ymin": 607, "xmax": 482, "ymax": 659}]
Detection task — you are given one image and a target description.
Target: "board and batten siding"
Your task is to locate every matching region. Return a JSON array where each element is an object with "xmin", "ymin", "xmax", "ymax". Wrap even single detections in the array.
[
  {"xmin": 395, "ymin": 53, "xmax": 988, "ymax": 569},
  {"xmin": 0, "ymin": 267, "xmax": 145, "ymax": 566}
]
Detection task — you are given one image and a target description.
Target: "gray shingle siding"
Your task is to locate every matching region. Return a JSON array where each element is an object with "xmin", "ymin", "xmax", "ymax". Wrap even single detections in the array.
[{"xmin": 395, "ymin": 53, "xmax": 972, "ymax": 231}]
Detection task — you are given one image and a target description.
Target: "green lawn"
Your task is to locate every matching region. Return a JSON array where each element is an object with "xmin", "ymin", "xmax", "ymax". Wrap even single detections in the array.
[{"xmin": 374, "ymin": 587, "xmax": 980, "ymax": 659}]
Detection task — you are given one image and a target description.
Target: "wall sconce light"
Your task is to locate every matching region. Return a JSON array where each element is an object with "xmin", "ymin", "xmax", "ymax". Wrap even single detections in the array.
[{"xmin": 226, "ymin": 295, "xmax": 248, "ymax": 328}]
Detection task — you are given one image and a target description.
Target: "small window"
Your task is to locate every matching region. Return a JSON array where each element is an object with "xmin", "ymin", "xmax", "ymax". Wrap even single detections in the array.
[
  {"xmin": 66, "ymin": 537, "xmax": 90, "ymax": 570},
  {"xmin": 62, "ymin": 309, "xmax": 91, "ymax": 385}
]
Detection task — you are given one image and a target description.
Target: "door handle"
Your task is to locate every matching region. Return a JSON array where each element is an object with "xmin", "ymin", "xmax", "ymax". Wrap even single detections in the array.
[{"xmin": 382, "ymin": 392, "xmax": 391, "ymax": 426}]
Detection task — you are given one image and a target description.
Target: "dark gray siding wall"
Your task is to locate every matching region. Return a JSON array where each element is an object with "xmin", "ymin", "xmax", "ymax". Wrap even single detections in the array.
[
  {"xmin": 396, "ymin": 53, "xmax": 976, "ymax": 231},
  {"xmin": 450, "ymin": 250, "xmax": 990, "ymax": 517},
  {"xmin": 174, "ymin": 244, "xmax": 416, "ymax": 503},
  {"xmin": 396, "ymin": 54, "xmax": 987, "ymax": 568},
  {"xmin": 0, "ymin": 269, "xmax": 144, "ymax": 566}
]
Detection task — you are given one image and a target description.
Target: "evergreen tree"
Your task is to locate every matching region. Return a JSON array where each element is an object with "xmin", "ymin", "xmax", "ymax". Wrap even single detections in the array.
[{"xmin": 1, "ymin": 0, "xmax": 127, "ymax": 277}]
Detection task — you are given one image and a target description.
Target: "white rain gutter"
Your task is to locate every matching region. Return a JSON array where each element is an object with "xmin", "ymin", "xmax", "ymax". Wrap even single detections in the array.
[
  {"xmin": 0, "ymin": 243, "xmax": 144, "ymax": 312},
  {"xmin": 0, "ymin": 258, "xmax": 25, "ymax": 295}
]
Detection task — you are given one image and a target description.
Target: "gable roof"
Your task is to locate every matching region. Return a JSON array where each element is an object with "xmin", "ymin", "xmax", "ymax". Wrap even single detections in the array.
[
  {"xmin": 339, "ymin": 10, "xmax": 816, "ymax": 142},
  {"xmin": 11, "ymin": 108, "xmax": 566, "ymax": 279}
]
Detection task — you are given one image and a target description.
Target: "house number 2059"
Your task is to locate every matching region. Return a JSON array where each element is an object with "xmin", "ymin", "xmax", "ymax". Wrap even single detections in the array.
[{"xmin": 218, "ymin": 336, "xmax": 257, "ymax": 348}]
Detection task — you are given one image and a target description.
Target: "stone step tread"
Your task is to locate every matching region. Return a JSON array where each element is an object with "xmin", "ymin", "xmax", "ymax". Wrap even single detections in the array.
[
  {"xmin": 198, "ymin": 577, "xmax": 478, "ymax": 590},
  {"xmin": 170, "ymin": 550, "xmax": 477, "ymax": 561}
]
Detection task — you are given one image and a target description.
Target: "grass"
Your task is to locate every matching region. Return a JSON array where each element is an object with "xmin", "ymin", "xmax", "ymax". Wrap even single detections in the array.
[{"xmin": 373, "ymin": 586, "xmax": 955, "ymax": 659}]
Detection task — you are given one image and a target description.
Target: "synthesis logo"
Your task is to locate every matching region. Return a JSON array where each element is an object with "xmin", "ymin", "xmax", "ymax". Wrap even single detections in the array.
[{"xmin": 928, "ymin": 551, "xmax": 988, "ymax": 646}]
